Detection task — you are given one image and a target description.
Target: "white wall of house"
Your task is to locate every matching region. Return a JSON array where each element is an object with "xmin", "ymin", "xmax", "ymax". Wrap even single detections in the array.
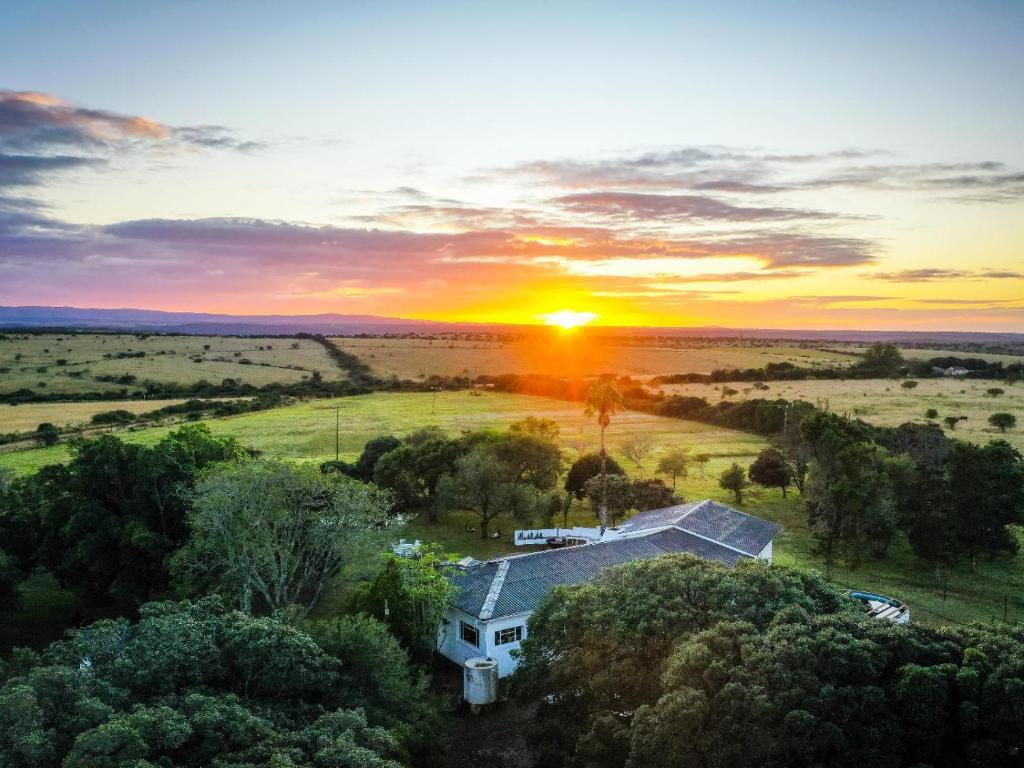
[
  {"xmin": 757, "ymin": 541, "xmax": 773, "ymax": 562},
  {"xmin": 439, "ymin": 607, "xmax": 531, "ymax": 677},
  {"xmin": 438, "ymin": 607, "xmax": 487, "ymax": 668},
  {"xmin": 482, "ymin": 612, "xmax": 530, "ymax": 677}
]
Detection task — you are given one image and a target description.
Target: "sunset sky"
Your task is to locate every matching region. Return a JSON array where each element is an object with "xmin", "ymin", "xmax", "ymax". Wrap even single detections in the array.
[{"xmin": 1, "ymin": 1, "xmax": 1022, "ymax": 330}]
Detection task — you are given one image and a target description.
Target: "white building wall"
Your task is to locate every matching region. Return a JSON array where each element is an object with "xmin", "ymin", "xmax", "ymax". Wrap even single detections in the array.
[
  {"xmin": 757, "ymin": 540, "xmax": 773, "ymax": 562},
  {"xmin": 482, "ymin": 612, "xmax": 531, "ymax": 677},
  {"xmin": 438, "ymin": 608, "xmax": 532, "ymax": 677},
  {"xmin": 438, "ymin": 608, "xmax": 486, "ymax": 668}
]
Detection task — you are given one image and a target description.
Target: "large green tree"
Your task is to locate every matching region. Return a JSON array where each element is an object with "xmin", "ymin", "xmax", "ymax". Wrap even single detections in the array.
[
  {"xmin": 802, "ymin": 411, "xmax": 897, "ymax": 573},
  {"xmin": 173, "ymin": 459, "xmax": 395, "ymax": 615},
  {"xmin": 348, "ymin": 544, "xmax": 459, "ymax": 662},
  {"xmin": 513, "ymin": 555, "xmax": 1024, "ymax": 768},
  {"xmin": 0, "ymin": 598, "xmax": 432, "ymax": 767},
  {"xmin": 1, "ymin": 425, "xmax": 244, "ymax": 612}
]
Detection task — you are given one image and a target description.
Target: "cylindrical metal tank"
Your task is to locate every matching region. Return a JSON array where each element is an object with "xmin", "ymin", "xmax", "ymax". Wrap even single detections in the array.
[{"xmin": 463, "ymin": 656, "xmax": 498, "ymax": 706}]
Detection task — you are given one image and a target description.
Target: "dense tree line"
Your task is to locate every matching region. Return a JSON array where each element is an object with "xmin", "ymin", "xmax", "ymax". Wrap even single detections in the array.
[
  {"xmin": 513, "ymin": 554, "xmax": 1024, "ymax": 768},
  {"xmin": 0, "ymin": 425, "xmax": 248, "ymax": 614},
  {"xmin": 0, "ymin": 598, "xmax": 439, "ymax": 767}
]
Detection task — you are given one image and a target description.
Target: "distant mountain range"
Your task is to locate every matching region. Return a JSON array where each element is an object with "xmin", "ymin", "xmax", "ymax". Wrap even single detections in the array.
[{"xmin": 1, "ymin": 305, "xmax": 1022, "ymax": 344}]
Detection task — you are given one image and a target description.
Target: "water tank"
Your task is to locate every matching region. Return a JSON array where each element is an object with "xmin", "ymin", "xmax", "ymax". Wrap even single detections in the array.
[{"xmin": 463, "ymin": 657, "xmax": 498, "ymax": 706}]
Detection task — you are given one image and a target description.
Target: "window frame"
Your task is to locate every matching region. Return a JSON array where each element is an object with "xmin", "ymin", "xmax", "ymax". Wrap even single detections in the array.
[
  {"xmin": 459, "ymin": 620, "xmax": 480, "ymax": 648},
  {"xmin": 493, "ymin": 625, "xmax": 524, "ymax": 646}
]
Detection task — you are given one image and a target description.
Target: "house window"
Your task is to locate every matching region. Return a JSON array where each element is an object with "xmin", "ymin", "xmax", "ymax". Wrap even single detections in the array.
[
  {"xmin": 494, "ymin": 625, "xmax": 524, "ymax": 646},
  {"xmin": 460, "ymin": 621, "xmax": 479, "ymax": 648}
]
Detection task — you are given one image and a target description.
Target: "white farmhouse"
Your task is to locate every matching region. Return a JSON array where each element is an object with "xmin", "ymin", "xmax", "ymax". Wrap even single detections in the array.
[{"xmin": 438, "ymin": 499, "xmax": 780, "ymax": 677}]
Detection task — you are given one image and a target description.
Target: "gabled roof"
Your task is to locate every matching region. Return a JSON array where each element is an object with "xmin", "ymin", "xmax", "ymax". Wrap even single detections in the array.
[
  {"xmin": 619, "ymin": 499, "xmax": 780, "ymax": 557},
  {"xmin": 450, "ymin": 505, "xmax": 769, "ymax": 621}
]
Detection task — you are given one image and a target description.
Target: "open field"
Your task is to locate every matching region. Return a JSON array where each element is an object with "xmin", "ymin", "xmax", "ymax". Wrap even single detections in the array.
[
  {"xmin": 656, "ymin": 377, "xmax": 1024, "ymax": 449},
  {"xmin": 0, "ymin": 390, "xmax": 764, "ymax": 475},
  {"xmin": 2, "ymin": 388, "xmax": 1020, "ymax": 630},
  {"xmin": 0, "ymin": 333, "xmax": 343, "ymax": 395},
  {"xmin": 330, "ymin": 336, "xmax": 858, "ymax": 379},
  {"xmin": 0, "ymin": 398, "xmax": 198, "ymax": 432}
]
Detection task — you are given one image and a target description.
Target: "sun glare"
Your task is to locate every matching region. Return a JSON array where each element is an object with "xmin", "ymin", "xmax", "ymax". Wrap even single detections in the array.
[{"xmin": 538, "ymin": 309, "xmax": 598, "ymax": 329}]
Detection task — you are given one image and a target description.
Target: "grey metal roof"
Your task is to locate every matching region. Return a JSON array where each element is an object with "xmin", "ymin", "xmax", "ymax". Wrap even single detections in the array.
[
  {"xmin": 620, "ymin": 499, "xmax": 780, "ymax": 557},
  {"xmin": 450, "ymin": 524, "xmax": 749, "ymax": 620}
]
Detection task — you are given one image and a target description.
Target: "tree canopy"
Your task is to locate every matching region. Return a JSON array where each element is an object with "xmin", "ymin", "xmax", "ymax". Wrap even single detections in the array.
[
  {"xmin": 513, "ymin": 555, "xmax": 1024, "ymax": 768},
  {"xmin": 0, "ymin": 598, "xmax": 435, "ymax": 767},
  {"xmin": 0, "ymin": 425, "xmax": 245, "ymax": 613},
  {"xmin": 173, "ymin": 458, "xmax": 395, "ymax": 615}
]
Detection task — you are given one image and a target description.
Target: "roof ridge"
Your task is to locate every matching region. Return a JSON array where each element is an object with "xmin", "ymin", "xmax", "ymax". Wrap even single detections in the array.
[
  {"xmin": 667, "ymin": 523, "xmax": 755, "ymax": 557},
  {"xmin": 479, "ymin": 560, "xmax": 510, "ymax": 620},
  {"xmin": 675, "ymin": 498, "xmax": 710, "ymax": 521},
  {"xmin": 478, "ymin": 526, "xmax": 667, "ymax": 566}
]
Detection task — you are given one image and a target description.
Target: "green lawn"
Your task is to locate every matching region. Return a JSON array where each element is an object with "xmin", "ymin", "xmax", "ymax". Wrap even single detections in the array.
[
  {"xmin": 3, "ymin": 389, "xmax": 1020, "ymax": 635},
  {"xmin": 0, "ymin": 390, "xmax": 764, "ymax": 475}
]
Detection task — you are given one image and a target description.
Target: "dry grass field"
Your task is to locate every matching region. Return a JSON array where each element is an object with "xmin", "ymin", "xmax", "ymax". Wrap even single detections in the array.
[
  {"xmin": 0, "ymin": 399, "xmax": 196, "ymax": 432},
  {"xmin": 330, "ymin": 335, "xmax": 857, "ymax": 379},
  {"xmin": 657, "ymin": 377, "xmax": 1024, "ymax": 449},
  {"xmin": 0, "ymin": 333, "xmax": 343, "ymax": 395}
]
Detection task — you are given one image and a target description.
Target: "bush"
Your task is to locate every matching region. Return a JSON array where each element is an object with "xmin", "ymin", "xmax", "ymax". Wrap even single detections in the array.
[
  {"xmin": 35, "ymin": 422, "xmax": 59, "ymax": 446},
  {"xmin": 90, "ymin": 409, "xmax": 138, "ymax": 425}
]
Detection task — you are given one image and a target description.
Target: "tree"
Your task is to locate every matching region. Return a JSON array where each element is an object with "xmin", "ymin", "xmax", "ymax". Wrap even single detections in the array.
[
  {"xmin": 945, "ymin": 439, "xmax": 1024, "ymax": 560},
  {"xmin": 986, "ymin": 387, "xmax": 1005, "ymax": 397},
  {"xmin": 437, "ymin": 449, "xmax": 536, "ymax": 539},
  {"xmin": 694, "ymin": 452, "xmax": 710, "ymax": 478},
  {"xmin": 351, "ymin": 434, "xmax": 401, "ymax": 480},
  {"xmin": 15, "ymin": 426, "xmax": 244, "ymax": 612},
  {"xmin": 584, "ymin": 380, "xmax": 624, "ymax": 532},
  {"xmin": 630, "ymin": 478, "xmax": 677, "ymax": 511},
  {"xmin": 656, "ymin": 447, "xmax": 690, "ymax": 490},
  {"xmin": 513, "ymin": 555, "xmax": 1024, "ymax": 768},
  {"xmin": 943, "ymin": 414, "xmax": 966, "ymax": 431},
  {"xmin": 619, "ymin": 434, "xmax": 654, "ymax": 475},
  {"xmin": 490, "ymin": 432, "xmax": 563, "ymax": 491},
  {"xmin": 900, "ymin": 379, "xmax": 918, "ymax": 389},
  {"xmin": 989, "ymin": 412, "xmax": 1016, "ymax": 432},
  {"xmin": 855, "ymin": 342, "xmax": 904, "ymax": 376},
  {"xmin": 925, "ymin": 408, "xmax": 938, "ymax": 419},
  {"xmin": 0, "ymin": 549, "xmax": 18, "ymax": 611},
  {"xmin": 775, "ymin": 404, "xmax": 813, "ymax": 494},
  {"xmin": 173, "ymin": 459, "xmax": 395, "ymax": 615},
  {"xmin": 510, "ymin": 416, "xmax": 560, "ymax": 441},
  {"xmin": 348, "ymin": 544, "xmax": 458, "ymax": 663},
  {"xmin": 0, "ymin": 598, "xmax": 428, "ymax": 767},
  {"xmin": 565, "ymin": 453, "xmax": 625, "ymax": 500},
  {"xmin": 373, "ymin": 427, "xmax": 466, "ymax": 519},
  {"xmin": 718, "ymin": 463, "xmax": 748, "ymax": 504},
  {"xmin": 34, "ymin": 422, "xmax": 59, "ymax": 446},
  {"xmin": 748, "ymin": 447, "xmax": 793, "ymax": 496},
  {"xmin": 801, "ymin": 411, "xmax": 897, "ymax": 573},
  {"xmin": 584, "ymin": 474, "xmax": 632, "ymax": 526}
]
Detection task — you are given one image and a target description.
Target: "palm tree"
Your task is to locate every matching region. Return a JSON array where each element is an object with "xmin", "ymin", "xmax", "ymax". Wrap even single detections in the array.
[{"xmin": 584, "ymin": 379, "xmax": 623, "ymax": 533}]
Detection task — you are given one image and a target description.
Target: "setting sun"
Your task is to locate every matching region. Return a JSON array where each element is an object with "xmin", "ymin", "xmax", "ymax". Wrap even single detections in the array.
[{"xmin": 538, "ymin": 309, "xmax": 599, "ymax": 329}]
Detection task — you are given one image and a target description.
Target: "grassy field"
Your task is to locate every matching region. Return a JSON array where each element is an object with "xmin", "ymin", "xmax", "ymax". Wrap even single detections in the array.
[
  {"xmin": 0, "ymin": 390, "xmax": 764, "ymax": 475},
  {"xmin": 330, "ymin": 336, "xmax": 857, "ymax": 379},
  {"xmin": 0, "ymin": 398, "xmax": 201, "ymax": 432},
  {"xmin": 2, "ymin": 388, "xmax": 1020, "ymax": 631},
  {"xmin": 657, "ymin": 378, "xmax": 1024, "ymax": 449},
  {"xmin": 0, "ymin": 333, "xmax": 343, "ymax": 395}
]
